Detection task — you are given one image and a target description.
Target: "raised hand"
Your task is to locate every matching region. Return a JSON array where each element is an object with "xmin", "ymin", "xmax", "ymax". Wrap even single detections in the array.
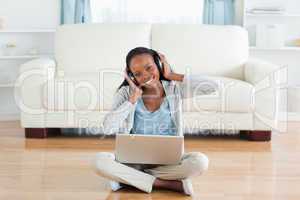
[
  {"xmin": 158, "ymin": 52, "xmax": 184, "ymax": 82},
  {"xmin": 124, "ymin": 69, "xmax": 143, "ymax": 104}
]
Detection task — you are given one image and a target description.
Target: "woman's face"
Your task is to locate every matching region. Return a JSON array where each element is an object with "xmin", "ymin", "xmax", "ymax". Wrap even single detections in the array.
[{"xmin": 129, "ymin": 53, "xmax": 160, "ymax": 88}]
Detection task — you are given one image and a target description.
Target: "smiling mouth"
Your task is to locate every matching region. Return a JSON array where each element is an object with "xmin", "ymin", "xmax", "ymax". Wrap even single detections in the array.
[
  {"xmin": 145, "ymin": 78, "xmax": 154, "ymax": 85},
  {"xmin": 144, "ymin": 75, "xmax": 155, "ymax": 85}
]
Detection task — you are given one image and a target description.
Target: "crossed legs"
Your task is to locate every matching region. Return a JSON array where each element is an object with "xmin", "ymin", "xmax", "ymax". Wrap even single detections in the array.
[{"xmin": 92, "ymin": 151, "xmax": 209, "ymax": 193}]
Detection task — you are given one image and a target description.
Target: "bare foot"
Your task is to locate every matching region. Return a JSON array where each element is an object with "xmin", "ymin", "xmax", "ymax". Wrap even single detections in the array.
[{"xmin": 153, "ymin": 178, "xmax": 184, "ymax": 193}]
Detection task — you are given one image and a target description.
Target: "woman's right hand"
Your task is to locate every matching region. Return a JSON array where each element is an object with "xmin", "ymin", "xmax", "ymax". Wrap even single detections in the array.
[{"xmin": 124, "ymin": 69, "xmax": 143, "ymax": 104}]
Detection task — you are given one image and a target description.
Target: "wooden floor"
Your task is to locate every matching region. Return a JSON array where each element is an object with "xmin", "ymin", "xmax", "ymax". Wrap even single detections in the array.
[{"xmin": 1, "ymin": 121, "xmax": 300, "ymax": 200}]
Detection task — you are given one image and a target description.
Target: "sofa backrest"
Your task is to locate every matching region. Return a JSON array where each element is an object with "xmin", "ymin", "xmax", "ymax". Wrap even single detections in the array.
[
  {"xmin": 151, "ymin": 24, "xmax": 249, "ymax": 80},
  {"xmin": 53, "ymin": 23, "xmax": 249, "ymax": 111},
  {"xmin": 54, "ymin": 23, "xmax": 249, "ymax": 79},
  {"xmin": 55, "ymin": 23, "xmax": 151, "ymax": 75}
]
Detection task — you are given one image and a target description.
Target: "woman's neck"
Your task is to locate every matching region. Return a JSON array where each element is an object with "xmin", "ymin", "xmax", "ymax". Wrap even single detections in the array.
[{"xmin": 142, "ymin": 81, "xmax": 165, "ymax": 99}]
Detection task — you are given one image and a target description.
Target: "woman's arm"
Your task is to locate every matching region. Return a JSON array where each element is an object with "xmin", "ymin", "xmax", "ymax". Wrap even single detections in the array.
[
  {"xmin": 103, "ymin": 87, "xmax": 135, "ymax": 135},
  {"xmin": 159, "ymin": 53, "xmax": 218, "ymax": 99},
  {"xmin": 103, "ymin": 69, "xmax": 143, "ymax": 135},
  {"xmin": 177, "ymin": 74, "xmax": 218, "ymax": 99}
]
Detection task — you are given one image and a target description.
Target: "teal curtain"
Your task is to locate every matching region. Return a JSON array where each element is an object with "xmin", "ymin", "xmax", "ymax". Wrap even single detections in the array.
[
  {"xmin": 61, "ymin": 0, "xmax": 91, "ymax": 24},
  {"xmin": 203, "ymin": 0, "xmax": 235, "ymax": 25}
]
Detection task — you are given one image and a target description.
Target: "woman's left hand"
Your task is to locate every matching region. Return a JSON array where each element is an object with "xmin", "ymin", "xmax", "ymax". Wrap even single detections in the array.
[{"xmin": 158, "ymin": 52, "xmax": 184, "ymax": 82}]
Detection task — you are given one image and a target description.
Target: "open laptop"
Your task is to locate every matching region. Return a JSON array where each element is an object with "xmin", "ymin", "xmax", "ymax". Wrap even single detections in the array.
[{"xmin": 115, "ymin": 134, "xmax": 184, "ymax": 165}]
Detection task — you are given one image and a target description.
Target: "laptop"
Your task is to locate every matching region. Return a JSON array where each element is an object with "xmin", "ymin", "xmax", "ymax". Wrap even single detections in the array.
[{"xmin": 115, "ymin": 134, "xmax": 184, "ymax": 165}]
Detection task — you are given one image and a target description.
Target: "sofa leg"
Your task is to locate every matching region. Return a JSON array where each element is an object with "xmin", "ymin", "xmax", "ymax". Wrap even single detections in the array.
[
  {"xmin": 240, "ymin": 130, "xmax": 271, "ymax": 141},
  {"xmin": 25, "ymin": 128, "xmax": 61, "ymax": 138}
]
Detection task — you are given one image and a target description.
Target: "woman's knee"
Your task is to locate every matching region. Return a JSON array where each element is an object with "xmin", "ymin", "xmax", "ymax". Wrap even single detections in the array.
[
  {"xmin": 185, "ymin": 152, "xmax": 209, "ymax": 175},
  {"xmin": 93, "ymin": 152, "xmax": 115, "ymax": 174}
]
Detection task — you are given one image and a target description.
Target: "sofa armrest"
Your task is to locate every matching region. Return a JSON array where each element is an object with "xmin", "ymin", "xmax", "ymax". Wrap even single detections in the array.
[
  {"xmin": 16, "ymin": 58, "xmax": 56, "ymax": 119},
  {"xmin": 20, "ymin": 58, "xmax": 56, "ymax": 74},
  {"xmin": 244, "ymin": 58, "xmax": 282, "ymax": 84},
  {"xmin": 244, "ymin": 58, "xmax": 286, "ymax": 131}
]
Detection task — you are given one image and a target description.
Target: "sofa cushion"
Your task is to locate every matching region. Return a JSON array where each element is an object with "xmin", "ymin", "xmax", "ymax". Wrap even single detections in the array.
[
  {"xmin": 43, "ymin": 73, "xmax": 123, "ymax": 111},
  {"xmin": 182, "ymin": 77, "xmax": 254, "ymax": 113},
  {"xmin": 55, "ymin": 23, "xmax": 151, "ymax": 75},
  {"xmin": 151, "ymin": 24, "xmax": 249, "ymax": 80},
  {"xmin": 43, "ymin": 75, "xmax": 253, "ymax": 113}
]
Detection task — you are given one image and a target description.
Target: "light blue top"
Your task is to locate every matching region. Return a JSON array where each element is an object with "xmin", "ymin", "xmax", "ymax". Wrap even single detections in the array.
[
  {"xmin": 130, "ymin": 96, "xmax": 176, "ymax": 136},
  {"xmin": 101, "ymin": 75, "xmax": 217, "ymax": 136}
]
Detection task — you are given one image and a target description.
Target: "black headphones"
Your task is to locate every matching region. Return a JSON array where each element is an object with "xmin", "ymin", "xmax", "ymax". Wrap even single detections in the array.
[
  {"xmin": 151, "ymin": 49, "xmax": 174, "ymax": 76},
  {"xmin": 150, "ymin": 49, "xmax": 163, "ymax": 70},
  {"xmin": 126, "ymin": 48, "xmax": 172, "ymax": 84}
]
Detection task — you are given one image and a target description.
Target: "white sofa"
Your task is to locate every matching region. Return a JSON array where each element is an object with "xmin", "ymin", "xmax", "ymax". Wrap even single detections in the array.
[{"xmin": 17, "ymin": 23, "xmax": 282, "ymax": 140}]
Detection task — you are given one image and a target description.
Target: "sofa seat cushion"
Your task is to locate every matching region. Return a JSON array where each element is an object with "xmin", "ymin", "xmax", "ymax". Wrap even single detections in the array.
[
  {"xmin": 43, "ymin": 74, "xmax": 254, "ymax": 113},
  {"xmin": 182, "ymin": 77, "xmax": 254, "ymax": 113},
  {"xmin": 43, "ymin": 73, "xmax": 123, "ymax": 111}
]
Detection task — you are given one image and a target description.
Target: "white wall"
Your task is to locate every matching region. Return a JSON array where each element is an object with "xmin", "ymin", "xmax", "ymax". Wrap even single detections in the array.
[
  {"xmin": 0, "ymin": 0, "xmax": 60, "ymax": 29},
  {"xmin": 0, "ymin": 0, "xmax": 60, "ymax": 120}
]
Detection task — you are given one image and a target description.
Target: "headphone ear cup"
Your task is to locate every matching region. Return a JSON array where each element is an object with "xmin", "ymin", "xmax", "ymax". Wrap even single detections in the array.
[
  {"xmin": 150, "ymin": 49, "xmax": 162, "ymax": 69},
  {"xmin": 150, "ymin": 49, "xmax": 174, "ymax": 74}
]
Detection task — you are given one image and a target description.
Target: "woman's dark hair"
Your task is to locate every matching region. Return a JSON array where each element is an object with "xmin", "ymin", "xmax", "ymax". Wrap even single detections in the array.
[{"xmin": 117, "ymin": 47, "xmax": 171, "ymax": 90}]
